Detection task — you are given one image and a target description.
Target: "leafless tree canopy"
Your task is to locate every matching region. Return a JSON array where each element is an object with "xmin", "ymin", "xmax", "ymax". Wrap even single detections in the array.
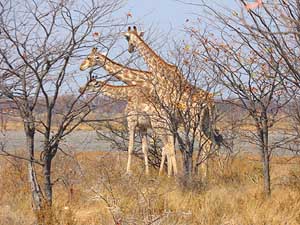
[
  {"xmin": 0, "ymin": 0, "xmax": 126, "ymax": 220},
  {"xmin": 177, "ymin": 0, "xmax": 300, "ymax": 195}
]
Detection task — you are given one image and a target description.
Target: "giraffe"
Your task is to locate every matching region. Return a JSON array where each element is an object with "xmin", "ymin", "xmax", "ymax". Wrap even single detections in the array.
[
  {"xmin": 80, "ymin": 78, "xmax": 151, "ymax": 175},
  {"xmin": 80, "ymin": 59, "xmax": 177, "ymax": 176},
  {"xmin": 80, "ymin": 47, "xmax": 151, "ymax": 87},
  {"xmin": 122, "ymin": 26, "xmax": 222, "ymax": 177}
]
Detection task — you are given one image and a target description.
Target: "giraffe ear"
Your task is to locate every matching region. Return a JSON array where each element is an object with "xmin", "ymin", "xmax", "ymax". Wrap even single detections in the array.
[
  {"xmin": 123, "ymin": 32, "xmax": 130, "ymax": 40},
  {"xmin": 139, "ymin": 31, "xmax": 145, "ymax": 37}
]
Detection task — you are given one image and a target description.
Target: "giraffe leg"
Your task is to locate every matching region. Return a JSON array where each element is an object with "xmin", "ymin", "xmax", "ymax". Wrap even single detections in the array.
[
  {"xmin": 168, "ymin": 135, "xmax": 177, "ymax": 176},
  {"xmin": 158, "ymin": 135, "xmax": 169, "ymax": 176},
  {"xmin": 141, "ymin": 129, "xmax": 149, "ymax": 175},
  {"xmin": 152, "ymin": 120, "xmax": 173, "ymax": 177},
  {"xmin": 157, "ymin": 133, "xmax": 171, "ymax": 177},
  {"xmin": 166, "ymin": 142, "xmax": 172, "ymax": 177},
  {"xmin": 200, "ymin": 141, "xmax": 206, "ymax": 179},
  {"xmin": 201, "ymin": 139, "xmax": 212, "ymax": 179},
  {"xmin": 159, "ymin": 145, "xmax": 167, "ymax": 176},
  {"xmin": 126, "ymin": 122, "xmax": 136, "ymax": 175},
  {"xmin": 196, "ymin": 130, "xmax": 209, "ymax": 180}
]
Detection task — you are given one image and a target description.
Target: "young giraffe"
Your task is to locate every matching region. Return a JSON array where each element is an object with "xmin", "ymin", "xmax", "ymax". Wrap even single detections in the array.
[
  {"xmin": 123, "ymin": 26, "xmax": 222, "ymax": 177},
  {"xmin": 80, "ymin": 54, "xmax": 177, "ymax": 175}
]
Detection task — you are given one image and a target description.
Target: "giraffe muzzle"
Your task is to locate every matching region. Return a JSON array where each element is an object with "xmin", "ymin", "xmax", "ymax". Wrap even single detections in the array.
[
  {"xmin": 80, "ymin": 61, "xmax": 89, "ymax": 71},
  {"xmin": 80, "ymin": 65, "xmax": 87, "ymax": 71},
  {"xmin": 128, "ymin": 43, "xmax": 135, "ymax": 53}
]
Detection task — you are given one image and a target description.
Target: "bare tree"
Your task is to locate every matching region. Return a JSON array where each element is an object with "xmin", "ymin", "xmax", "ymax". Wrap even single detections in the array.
[
  {"xmin": 235, "ymin": 0, "xmax": 300, "ymax": 90},
  {"xmin": 182, "ymin": 0, "xmax": 298, "ymax": 195},
  {"xmin": 0, "ymin": 0, "xmax": 124, "ymax": 222}
]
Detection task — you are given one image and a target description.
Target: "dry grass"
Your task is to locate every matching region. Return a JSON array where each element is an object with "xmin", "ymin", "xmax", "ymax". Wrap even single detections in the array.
[{"xmin": 0, "ymin": 151, "xmax": 300, "ymax": 225}]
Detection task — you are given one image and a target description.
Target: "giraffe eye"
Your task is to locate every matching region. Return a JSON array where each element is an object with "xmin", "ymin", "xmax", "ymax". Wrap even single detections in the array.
[{"xmin": 125, "ymin": 36, "xmax": 130, "ymax": 41}]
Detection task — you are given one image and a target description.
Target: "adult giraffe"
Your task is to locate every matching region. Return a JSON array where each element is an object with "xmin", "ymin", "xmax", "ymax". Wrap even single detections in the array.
[
  {"xmin": 122, "ymin": 26, "xmax": 222, "ymax": 176},
  {"xmin": 80, "ymin": 48, "xmax": 150, "ymax": 87}
]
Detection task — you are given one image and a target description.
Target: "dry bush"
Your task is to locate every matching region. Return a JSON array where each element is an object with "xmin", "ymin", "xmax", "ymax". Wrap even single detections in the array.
[
  {"xmin": 69, "ymin": 152, "xmax": 300, "ymax": 225},
  {"xmin": 1, "ymin": 152, "xmax": 300, "ymax": 224},
  {"xmin": 209, "ymin": 155, "xmax": 264, "ymax": 186},
  {"xmin": 0, "ymin": 157, "xmax": 33, "ymax": 225}
]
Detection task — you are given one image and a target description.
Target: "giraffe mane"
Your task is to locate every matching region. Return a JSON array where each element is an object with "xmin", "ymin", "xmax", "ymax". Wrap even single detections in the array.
[{"xmin": 129, "ymin": 32, "xmax": 177, "ymax": 69}]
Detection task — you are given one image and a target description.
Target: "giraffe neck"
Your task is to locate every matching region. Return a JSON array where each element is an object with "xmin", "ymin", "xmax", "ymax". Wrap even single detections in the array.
[
  {"xmin": 132, "ymin": 34, "xmax": 188, "ymax": 87},
  {"xmin": 132, "ymin": 35, "xmax": 174, "ymax": 71},
  {"xmin": 85, "ymin": 80, "xmax": 137, "ymax": 100},
  {"xmin": 97, "ymin": 53, "xmax": 151, "ymax": 87}
]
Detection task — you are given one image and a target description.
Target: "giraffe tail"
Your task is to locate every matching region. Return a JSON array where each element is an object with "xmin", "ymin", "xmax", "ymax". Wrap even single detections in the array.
[
  {"xmin": 202, "ymin": 106, "xmax": 223, "ymax": 146},
  {"xmin": 213, "ymin": 129, "xmax": 223, "ymax": 146}
]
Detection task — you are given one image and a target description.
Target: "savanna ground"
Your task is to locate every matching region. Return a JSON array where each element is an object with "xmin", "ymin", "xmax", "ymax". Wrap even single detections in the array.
[{"xmin": 1, "ymin": 149, "xmax": 300, "ymax": 225}]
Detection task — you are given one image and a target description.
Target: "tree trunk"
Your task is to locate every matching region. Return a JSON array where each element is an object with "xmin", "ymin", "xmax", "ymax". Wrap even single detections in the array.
[
  {"xmin": 258, "ymin": 116, "xmax": 271, "ymax": 196},
  {"xmin": 25, "ymin": 122, "xmax": 44, "ymax": 224},
  {"xmin": 43, "ymin": 153, "xmax": 53, "ymax": 206},
  {"xmin": 177, "ymin": 133, "xmax": 194, "ymax": 181},
  {"xmin": 262, "ymin": 149, "xmax": 271, "ymax": 195},
  {"xmin": 183, "ymin": 151, "xmax": 193, "ymax": 178},
  {"xmin": 28, "ymin": 160, "xmax": 42, "ymax": 210}
]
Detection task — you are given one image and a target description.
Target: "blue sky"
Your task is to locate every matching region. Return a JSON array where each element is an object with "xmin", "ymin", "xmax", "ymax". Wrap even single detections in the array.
[
  {"xmin": 121, "ymin": 0, "xmax": 237, "ymax": 32},
  {"xmin": 108, "ymin": 0, "xmax": 240, "ymax": 67},
  {"xmin": 78, "ymin": 0, "xmax": 241, "ymax": 86}
]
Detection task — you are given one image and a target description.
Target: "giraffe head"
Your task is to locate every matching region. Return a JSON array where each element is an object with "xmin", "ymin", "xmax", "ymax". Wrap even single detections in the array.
[
  {"xmin": 79, "ymin": 77, "xmax": 101, "ymax": 94},
  {"xmin": 123, "ymin": 26, "xmax": 144, "ymax": 53},
  {"xmin": 80, "ymin": 47, "xmax": 108, "ymax": 71}
]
